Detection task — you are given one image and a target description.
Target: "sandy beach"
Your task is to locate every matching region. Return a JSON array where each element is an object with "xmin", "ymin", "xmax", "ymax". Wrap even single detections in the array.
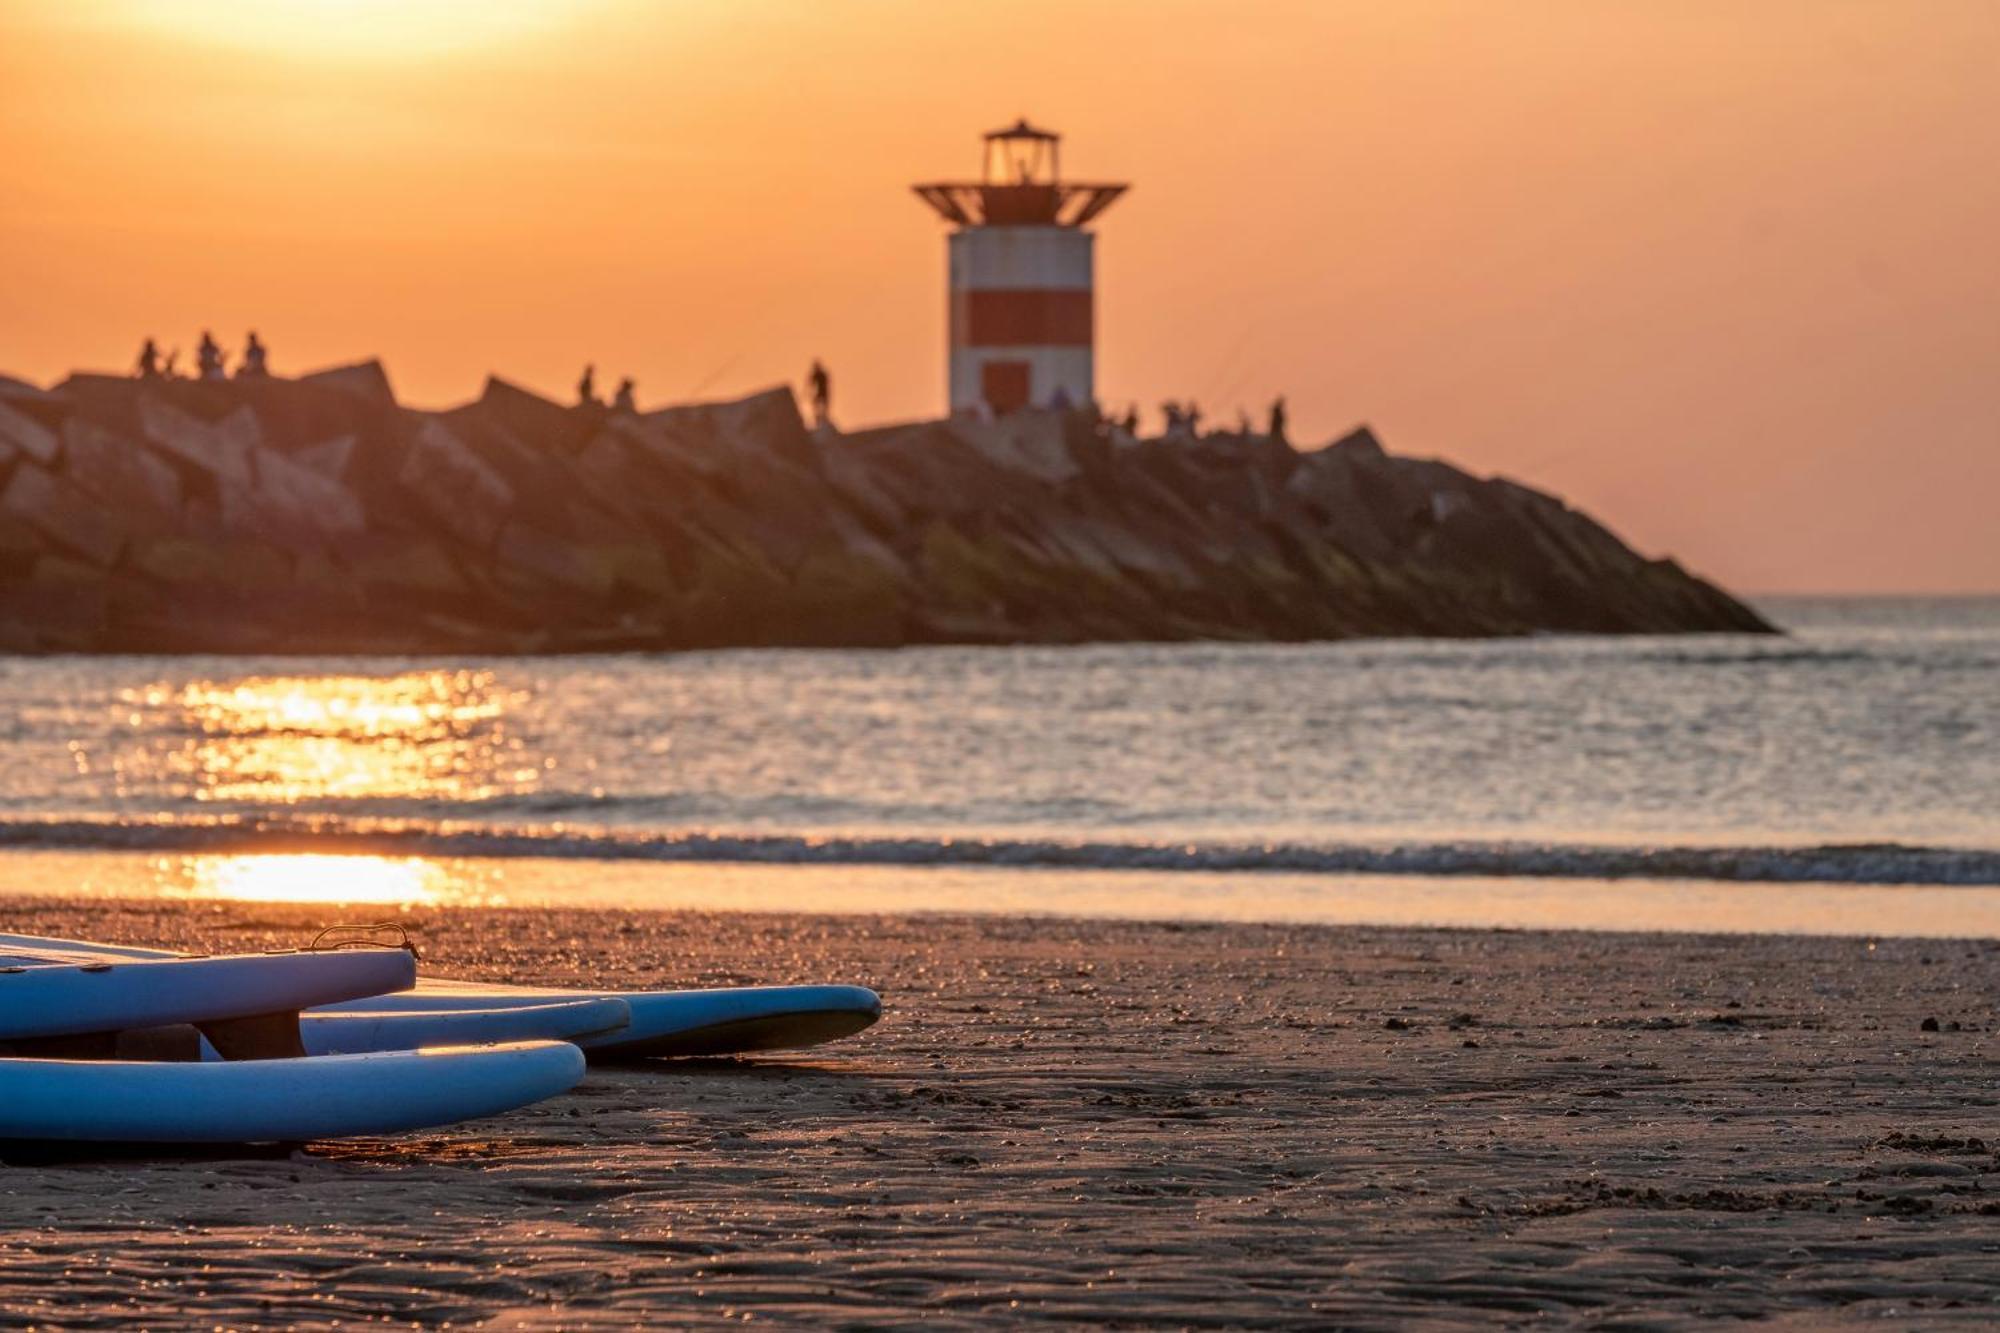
[{"xmin": 1, "ymin": 898, "xmax": 1995, "ymax": 1327}]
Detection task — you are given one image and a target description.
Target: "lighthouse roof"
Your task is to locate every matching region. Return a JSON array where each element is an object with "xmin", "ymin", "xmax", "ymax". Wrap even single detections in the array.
[
  {"xmin": 914, "ymin": 120, "xmax": 1127, "ymax": 229},
  {"xmin": 985, "ymin": 118, "xmax": 1059, "ymax": 143}
]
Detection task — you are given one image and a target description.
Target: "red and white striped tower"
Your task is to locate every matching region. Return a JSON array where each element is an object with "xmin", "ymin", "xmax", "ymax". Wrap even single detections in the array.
[{"xmin": 913, "ymin": 120, "xmax": 1127, "ymax": 417}]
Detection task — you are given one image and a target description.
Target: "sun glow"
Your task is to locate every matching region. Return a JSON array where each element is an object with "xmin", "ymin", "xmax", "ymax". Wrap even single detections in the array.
[
  {"xmin": 100, "ymin": 0, "xmax": 590, "ymax": 62},
  {"xmin": 169, "ymin": 853, "xmax": 470, "ymax": 906},
  {"xmin": 121, "ymin": 670, "xmax": 539, "ymax": 805}
]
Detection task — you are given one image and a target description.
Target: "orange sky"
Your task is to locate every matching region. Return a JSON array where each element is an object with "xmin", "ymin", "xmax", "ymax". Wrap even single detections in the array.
[{"xmin": 3, "ymin": 1, "xmax": 1995, "ymax": 593}]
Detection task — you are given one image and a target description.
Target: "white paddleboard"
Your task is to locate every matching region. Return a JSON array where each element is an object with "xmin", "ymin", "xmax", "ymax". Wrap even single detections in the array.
[
  {"xmin": 0, "ymin": 1040, "xmax": 584, "ymax": 1142},
  {"xmin": 0, "ymin": 935, "xmax": 166, "ymax": 963},
  {"xmin": 0, "ymin": 933, "xmax": 882, "ymax": 1059},
  {"xmin": 293, "ymin": 997, "xmax": 631, "ymax": 1056},
  {"xmin": 330, "ymin": 980, "xmax": 884, "ymax": 1059},
  {"xmin": 0, "ymin": 949, "xmax": 414, "ymax": 1041}
]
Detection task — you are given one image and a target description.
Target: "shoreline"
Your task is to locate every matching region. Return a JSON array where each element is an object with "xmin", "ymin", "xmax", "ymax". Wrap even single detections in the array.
[
  {"xmin": 2, "ymin": 815, "xmax": 1998, "ymax": 885},
  {"xmin": 4, "ymin": 851, "xmax": 2000, "ymax": 940},
  {"xmin": 3, "ymin": 900, "xmax": 1997, "ymax": 1325}
]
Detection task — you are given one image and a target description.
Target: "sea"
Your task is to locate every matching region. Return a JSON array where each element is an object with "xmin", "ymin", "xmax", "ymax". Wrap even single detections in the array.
[{"xmin": 0, "ymin": 596, "xmax": 1994, "ymax": 937}]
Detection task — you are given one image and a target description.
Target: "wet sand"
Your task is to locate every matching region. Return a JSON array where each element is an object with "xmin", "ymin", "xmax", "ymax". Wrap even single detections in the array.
[{"xmin": 2, "ymin": 898, "xmax": 1997, "ymax": 1327}]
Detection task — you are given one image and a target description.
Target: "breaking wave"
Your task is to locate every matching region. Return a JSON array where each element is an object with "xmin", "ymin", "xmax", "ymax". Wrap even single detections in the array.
[{"xmin": 0, "ymin": 816, "xmax": 1994, "ymax": 886}]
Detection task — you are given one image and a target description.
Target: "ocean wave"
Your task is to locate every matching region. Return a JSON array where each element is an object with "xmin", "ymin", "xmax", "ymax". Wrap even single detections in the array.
[{"xmin": 0, "ymin": 816, "xmax": 1993, "ymax": 886}]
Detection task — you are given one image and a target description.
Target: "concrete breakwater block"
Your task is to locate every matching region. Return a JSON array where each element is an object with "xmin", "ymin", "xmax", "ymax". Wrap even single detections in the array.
[
  {"xmin": 0, "ymin": 399, "xmax": 60, "ymax": 465},
  {"xmin": 1, "ymin": 462, "xmax": 125, "ymax": 568},
  {"xmin": 62, "ymin": 417, "xmax": 182, "ymax": 535},
  {"xmin": 298, "ymin": 359, "xmax": 396, "ymax": 406},
  {"xmin": 399, "ymin": 420, "xmax": 514, "ymax": 549},
  {"xmin": 138, "ymin": 395, "xmax": 257, "ymax": 489}
]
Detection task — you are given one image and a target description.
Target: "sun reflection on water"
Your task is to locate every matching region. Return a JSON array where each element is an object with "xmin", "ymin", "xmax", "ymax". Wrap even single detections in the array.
[
  {"xmin": 165, "ymin": 853, "xmax": 500, "ymax": 907},
  {"xmin": 122, "ymin": 670, "xmax": 540, "ymax": 805}
]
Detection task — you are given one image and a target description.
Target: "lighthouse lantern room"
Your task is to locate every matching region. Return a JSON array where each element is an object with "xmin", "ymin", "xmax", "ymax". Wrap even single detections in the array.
[{"xmin": 913, "ymin": 120, "xmax": 1127, "ymax": 417}]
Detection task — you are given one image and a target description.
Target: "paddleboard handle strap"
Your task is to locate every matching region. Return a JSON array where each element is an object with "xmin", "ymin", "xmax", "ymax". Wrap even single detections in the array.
[{"xmin": 308, "ymin": 921, "xmax": 420, "ymax": 961}]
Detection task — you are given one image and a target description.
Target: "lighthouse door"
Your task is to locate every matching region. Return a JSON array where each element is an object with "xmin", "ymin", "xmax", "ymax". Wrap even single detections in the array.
[{"xmin": 981, "ymin": 360, "xmax": 1031, "ymax": 416}]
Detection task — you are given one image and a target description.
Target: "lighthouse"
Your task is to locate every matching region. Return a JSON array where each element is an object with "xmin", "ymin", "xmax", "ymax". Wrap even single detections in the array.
[{"xmin": 913, "ymin": 120, "xmax": 1127, "ymax": 417}]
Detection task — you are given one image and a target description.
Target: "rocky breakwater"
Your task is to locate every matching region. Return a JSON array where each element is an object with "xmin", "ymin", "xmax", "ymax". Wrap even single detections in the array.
[{"xmin": 0, "ymin": 364, "xmax": 1772, "ymax": 653}]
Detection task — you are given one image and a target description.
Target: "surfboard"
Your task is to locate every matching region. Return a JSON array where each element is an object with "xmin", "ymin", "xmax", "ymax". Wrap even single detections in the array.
[
  {"xmin": 293, "ymin": 997, "xmax": 632, "ymax": 1056},
  {"xmin": 0, "ymin": 949, "xmax": 415, "ymax": 1043},
  {"xmin": 327, "ymin": 980, "xmax": 884, "ymax": 1060},
  {"xmin": 0, "ymin": 935, "xmax": 170, "ymax": 963},
  {"xmin": 0, "ymin": 933, "xmax": 882, "ymax": 1060},
  {"xmin": 0, "ymin": 1040, "xmax": 585, "ymax": 1142}
]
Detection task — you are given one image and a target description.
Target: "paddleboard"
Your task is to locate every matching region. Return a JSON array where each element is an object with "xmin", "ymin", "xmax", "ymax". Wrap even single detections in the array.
[
  {"xmin": 0, "ymin": 950, "xmax": 414, "ymax": 1042},
  {"xmin": 0, "ymin": 935, "xmax": 165, "ymax": 963},
  {"xmin": 0, "ymin": 1040, "xmax": 584, "ymax": 1142},
  {"xmin": 0, "ymin": 933, "xmax": 882, "ymax": 1059},
  {"xmin": 115, "ymin": 997, "xmax": 642, "ymax": 1062},
  {"xmin": 327, "ymin": 980, "xmax": 884, "ymax": 1059},
  {"xmin": 293, "ymin": 997, "xmax": 631, "ymax": 1056}
]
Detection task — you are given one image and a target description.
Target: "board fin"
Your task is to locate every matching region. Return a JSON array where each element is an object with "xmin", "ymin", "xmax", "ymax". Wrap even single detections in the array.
[
  {"xmin": 114, "ymin": 1025, "xmax": 205, "ymax": 1061},
  {"xmin": 195, "ymin": 1010, "xmax": 307, "ymax": 1060}
]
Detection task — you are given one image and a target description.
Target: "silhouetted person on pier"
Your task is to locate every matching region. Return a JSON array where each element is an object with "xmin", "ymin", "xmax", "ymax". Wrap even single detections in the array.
[
  {"xmin": 1122, "ymin": 406, "xmax": 1139, "ymax": 435},
  {"xmin": 1049, "ymin": 384, "xmax": 1073, "ymax": 412},
  {"xmin": 1268, "ymin": 395, "xmax": 1288, "ymax": 445},
  {"xmin": 135, "ymin": 338, "xmax": 160, "ymax": 379},
  {"xmin": 1236, "ymin": 409, "xmax": 1252, "ymax": 435},
  {"xmin": 196, "ymin": 331, "xmax": 226, "ymax": 381},
  {"xmin": 1160, "ymin": 401, "xmax": 1183, "ymax": 436},
  {"xmin": 1187, "ymin": 403, "xmax": 1203, "ymax": 435},
  {"xmin": 612, "ymin": 377, "xmax": 637, "ymax": 413},
  {"xmin": 238, "ymin": 331, "xmax": 269, "ymax": 378},
  {"xmin": 808, "ymin": 359, "xmax": 831, "ymax": 428},
  {"xmin": 162, "ymin": 348, "xmax": 180, "ymax": 378},
  {"xmin": 577, "ymin": 364, "xmax": 599, "ymax": 407}
]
